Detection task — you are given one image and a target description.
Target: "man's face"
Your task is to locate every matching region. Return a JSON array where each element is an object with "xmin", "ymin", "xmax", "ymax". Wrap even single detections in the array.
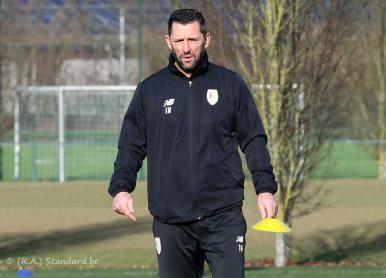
[{"xmin": 164, "ymin": 21, "xmax": 211, "ymax": 73}]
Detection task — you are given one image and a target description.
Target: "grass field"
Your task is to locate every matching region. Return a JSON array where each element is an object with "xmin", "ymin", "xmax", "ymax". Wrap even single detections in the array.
[
  {"xmin": 0, "ymin": 140, "xmax": 378, "ymax": 181},
  {"xmin": 0, "ymin": 143, "xmax": 147, "ymax": 181},
  {"xmin": 311, "ymin": 140, "xmax": 378, "ymax": 179},
  {"xmin": 0, "ymin": 267, "xmax": 386, "ymax": 277},
  {"xmin": 0, "ymin": 179, "xmax": 385, "ymax": 277}
]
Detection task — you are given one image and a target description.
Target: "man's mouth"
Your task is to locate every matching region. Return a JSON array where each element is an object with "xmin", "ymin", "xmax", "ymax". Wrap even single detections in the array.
[{"xmin": 182, "ymin": 56, "xmax": 193, "ymax": 62}]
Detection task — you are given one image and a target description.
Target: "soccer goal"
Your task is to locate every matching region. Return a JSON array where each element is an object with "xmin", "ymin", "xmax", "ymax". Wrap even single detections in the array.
[{"xmin": 13, "ymin": 85, "xmax": 146, "ymax": 182}]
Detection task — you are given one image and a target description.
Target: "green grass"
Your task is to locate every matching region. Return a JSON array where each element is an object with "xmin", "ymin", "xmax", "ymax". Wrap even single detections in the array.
[
  {"xmin": 1, "ymin": 143, "xmax": 147, "ymax": 181},
  {"xmin": 0, "ymin": 179, "xmax": 385, "ymax": 274},
  {"xmin": 311, "ymin": 141, "xmax": 378, "ymax": 179},
  {"xmin": 1, "ymin": 140, "xmax": 379, "ymax": 181},
  {"xmin": 1, "ymin": 267, "xmax": 386, "ymax": 277}
]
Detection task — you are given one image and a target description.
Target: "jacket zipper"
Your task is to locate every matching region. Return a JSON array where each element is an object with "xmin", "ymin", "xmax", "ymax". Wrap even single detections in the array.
[{"xmin": 188, "ymin": 79, "xmax": 201, "ymax": 220}]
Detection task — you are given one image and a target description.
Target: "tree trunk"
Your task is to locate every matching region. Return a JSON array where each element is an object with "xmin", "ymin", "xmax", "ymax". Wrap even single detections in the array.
[
  {"xmin": 275, "ymin": 231, "xmax": 292, "ymax": 267},
  {"xmin": 275, "ymin": 213, "xmax": 293, "ymax": 267},
  {"xmin": 0, "ymin": 62, "xmax": 2, "ymax": 180},
  {"xmin": 376, "ymin": 0, "xmax": 385, "ymax": 179},
  {"xmin": 0, "ymin": 0, "xmax": 3, "ymax": 181},
  {"xmin": 379, "ymin": 148, "xmax": 386, "ymax": 179}
]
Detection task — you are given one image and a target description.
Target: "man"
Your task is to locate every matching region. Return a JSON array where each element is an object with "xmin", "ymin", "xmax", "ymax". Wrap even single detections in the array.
[{"xmin": 108, "ymin": 8, "xmax": 278, "ymax": 278}]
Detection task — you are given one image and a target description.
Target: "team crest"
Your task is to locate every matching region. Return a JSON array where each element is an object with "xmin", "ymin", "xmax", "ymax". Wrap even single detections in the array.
[
  {"xmin": 206, "ymin": 89, "xmax": 218, "ymax": 105},
  {"xmin": 155, "ymin": 237, "xmax": 162, "ymax": 255}
]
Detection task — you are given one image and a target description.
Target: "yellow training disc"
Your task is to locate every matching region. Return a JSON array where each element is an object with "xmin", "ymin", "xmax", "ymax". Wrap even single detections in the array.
[{"xmin": 252, "ymin": 217, "xmax": 292, "ymax": 233}]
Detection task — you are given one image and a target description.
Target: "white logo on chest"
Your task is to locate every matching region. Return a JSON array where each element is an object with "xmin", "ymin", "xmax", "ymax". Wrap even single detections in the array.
[
  {"xmin": 163, "ymin": 98, "xmax": 175, "ymax": 114},
  {"xmin": 206, "ymin": 89, "xmax": 218, "ymax": 105}
]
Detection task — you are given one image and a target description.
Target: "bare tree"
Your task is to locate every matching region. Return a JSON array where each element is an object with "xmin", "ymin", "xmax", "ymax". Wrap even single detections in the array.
[
  {"xmin": 349, "ymin": 0, "xmax": 385, "ymax": 179},
  {"xmin": 228, "ymin": 0, "xmax": 355, "ymax": 266},
  {"xmin": 0, "ymin": 0, "xmax": 3, "ymax": 180}
]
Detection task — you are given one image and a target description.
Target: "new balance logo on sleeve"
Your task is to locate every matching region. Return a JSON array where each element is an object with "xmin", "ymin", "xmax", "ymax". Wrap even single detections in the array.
[{"xmin": 163, "ymin": 98, "xmax": 175, "ymax": 115}]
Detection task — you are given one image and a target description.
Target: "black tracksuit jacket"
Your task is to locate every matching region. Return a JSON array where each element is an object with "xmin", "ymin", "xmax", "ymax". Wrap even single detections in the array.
[{"xmin": 108, "ymin": 52, "xmax": 277, "ymax": 224}]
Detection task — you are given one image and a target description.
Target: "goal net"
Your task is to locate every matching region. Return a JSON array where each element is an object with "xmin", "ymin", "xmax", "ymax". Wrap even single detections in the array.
[{"xmin": 12, "ymin": 85, "xmax": 146, "ymax": 182}]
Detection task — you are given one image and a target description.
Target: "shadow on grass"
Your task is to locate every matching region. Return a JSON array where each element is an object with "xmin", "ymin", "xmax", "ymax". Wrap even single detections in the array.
[
  {"xmin": 0, "ymin": 217, "xmax": 153, "ymax": 258},
  {"xmin": 293, "ymin": 220, "xmax": 386, "ymax": 263}
]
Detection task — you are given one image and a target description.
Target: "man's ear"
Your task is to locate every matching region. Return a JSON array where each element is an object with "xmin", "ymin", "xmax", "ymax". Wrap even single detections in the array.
[
  {"xmin": 204, "ymin": 32, "xmax": 211, "ymax": 49},
  {"xmin": 164, "ymin": 34, "xmax": 172, "ymax": 50}
]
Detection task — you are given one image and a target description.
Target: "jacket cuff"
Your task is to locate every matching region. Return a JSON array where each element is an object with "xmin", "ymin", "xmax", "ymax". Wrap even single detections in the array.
[
  {"xmin": 256, "ymin": 188, "xmax": 276, "ymax": 195},
  {"xmin": 255, "ymin": 183, "xmax": 278, "ymax": 196},
  {"xmin": 108, "ymin": 186, "xmax": 130, "ymax": 198}
]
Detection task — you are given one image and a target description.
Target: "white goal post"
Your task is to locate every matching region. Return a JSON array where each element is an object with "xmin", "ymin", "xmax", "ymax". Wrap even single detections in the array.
[{"xmin": 14, "ymin": 85, "xmax": 137, "ymax": 182}]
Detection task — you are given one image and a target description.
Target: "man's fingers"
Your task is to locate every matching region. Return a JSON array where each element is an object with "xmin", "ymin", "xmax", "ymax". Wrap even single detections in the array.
[
  {"xmin": 266, "ymin": 202, "xmax": 275, "ymax": 218},
  {"xmin": 257, "ymin": 192, "xmax": 278, "ymax": 219},
  {"xmin": 127, "ymin": 197, "xmax": 135, "ymax": 213},
  {"xmin": 124, "ymin": 210, "xmax": 136, "ymax": 222},
  {"xmin": 112, "ymin": 192, "xmax": 136, "ymax": 222},
  {"xmin": 126, "ymin": 197, "xmax": 136, "ymax": 221},
  {"xmin": 119, "ymin": 202, "xmax": 136, "ymax": 222},
  {"xmin": 266, "ymin": 201, "xmax": 278, "ymax": 218},
  {"xmin": 258, "ymin": 202, "xmax": 267, "ymax": 219},
  {"xmin": 113, "ymin": 204, "xmax": 136, "ymax": 221},
  {"xmin": 113, "ymin": 206, "xmax": 125, "ymax": 215},
  {"xmin": 112, "ymin": 203, "xmax": 128, "ymax": 215}
]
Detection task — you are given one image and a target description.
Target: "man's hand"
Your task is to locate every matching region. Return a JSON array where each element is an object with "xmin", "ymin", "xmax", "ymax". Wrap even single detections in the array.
[
  {"xmin": 257, "ymin": 192, "xmax": 278, "ymax": 219},
  {"xmin": 112, "ymin": 192, "xmax": 136, "ymax": 222}
]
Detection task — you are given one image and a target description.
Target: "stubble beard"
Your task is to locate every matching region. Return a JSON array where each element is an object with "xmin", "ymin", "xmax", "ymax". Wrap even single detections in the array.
[{"xmin": 172, "ymin": 43, "xmax": 205, "ymax": 73}]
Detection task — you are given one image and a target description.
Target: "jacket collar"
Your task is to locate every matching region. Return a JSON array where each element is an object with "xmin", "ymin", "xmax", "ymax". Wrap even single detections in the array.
[{"xmin": 168, "ymin": 51, "xmax": 209, "ymax": 78}]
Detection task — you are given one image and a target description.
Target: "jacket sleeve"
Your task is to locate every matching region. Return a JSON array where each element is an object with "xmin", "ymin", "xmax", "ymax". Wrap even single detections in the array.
[
  {"xmin": 234, "ymin": 74, "xmax": 278, "ymax": 195},
  {"xmin": 108, "ymin": 84, "xmax": 147, "ymax": 198}
]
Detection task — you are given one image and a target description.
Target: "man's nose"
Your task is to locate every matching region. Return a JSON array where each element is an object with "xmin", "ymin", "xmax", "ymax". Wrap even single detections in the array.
[{"xmin": 183, "ymin": 39, "xmax": 191, "ymax": 53}]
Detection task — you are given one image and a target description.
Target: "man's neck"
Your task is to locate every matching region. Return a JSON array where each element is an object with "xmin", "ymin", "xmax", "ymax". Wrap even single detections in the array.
[{"xmin": 174, "ymin": 62, "xmax": 192, "ymax": 78}]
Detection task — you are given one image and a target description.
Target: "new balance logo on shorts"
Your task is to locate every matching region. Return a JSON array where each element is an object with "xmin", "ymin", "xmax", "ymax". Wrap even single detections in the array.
[
  {"xmin": 235, "ymin": 236, "xmax": 244, "ymax": 243},
  {"xmin": 236, "ymin": 236, "xmax": 244, "ymax": 252}
]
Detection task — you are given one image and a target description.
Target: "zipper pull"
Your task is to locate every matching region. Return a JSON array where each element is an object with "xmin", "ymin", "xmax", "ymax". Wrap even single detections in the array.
[{"xmin": 188, "ymin": 80, "xmax": 192, "ymax": 87}]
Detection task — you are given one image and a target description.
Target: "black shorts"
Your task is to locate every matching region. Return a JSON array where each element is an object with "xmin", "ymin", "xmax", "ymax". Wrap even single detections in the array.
[{"xmin": 152, "ymin": 205, "xmax": 247, "ymax": 278}]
